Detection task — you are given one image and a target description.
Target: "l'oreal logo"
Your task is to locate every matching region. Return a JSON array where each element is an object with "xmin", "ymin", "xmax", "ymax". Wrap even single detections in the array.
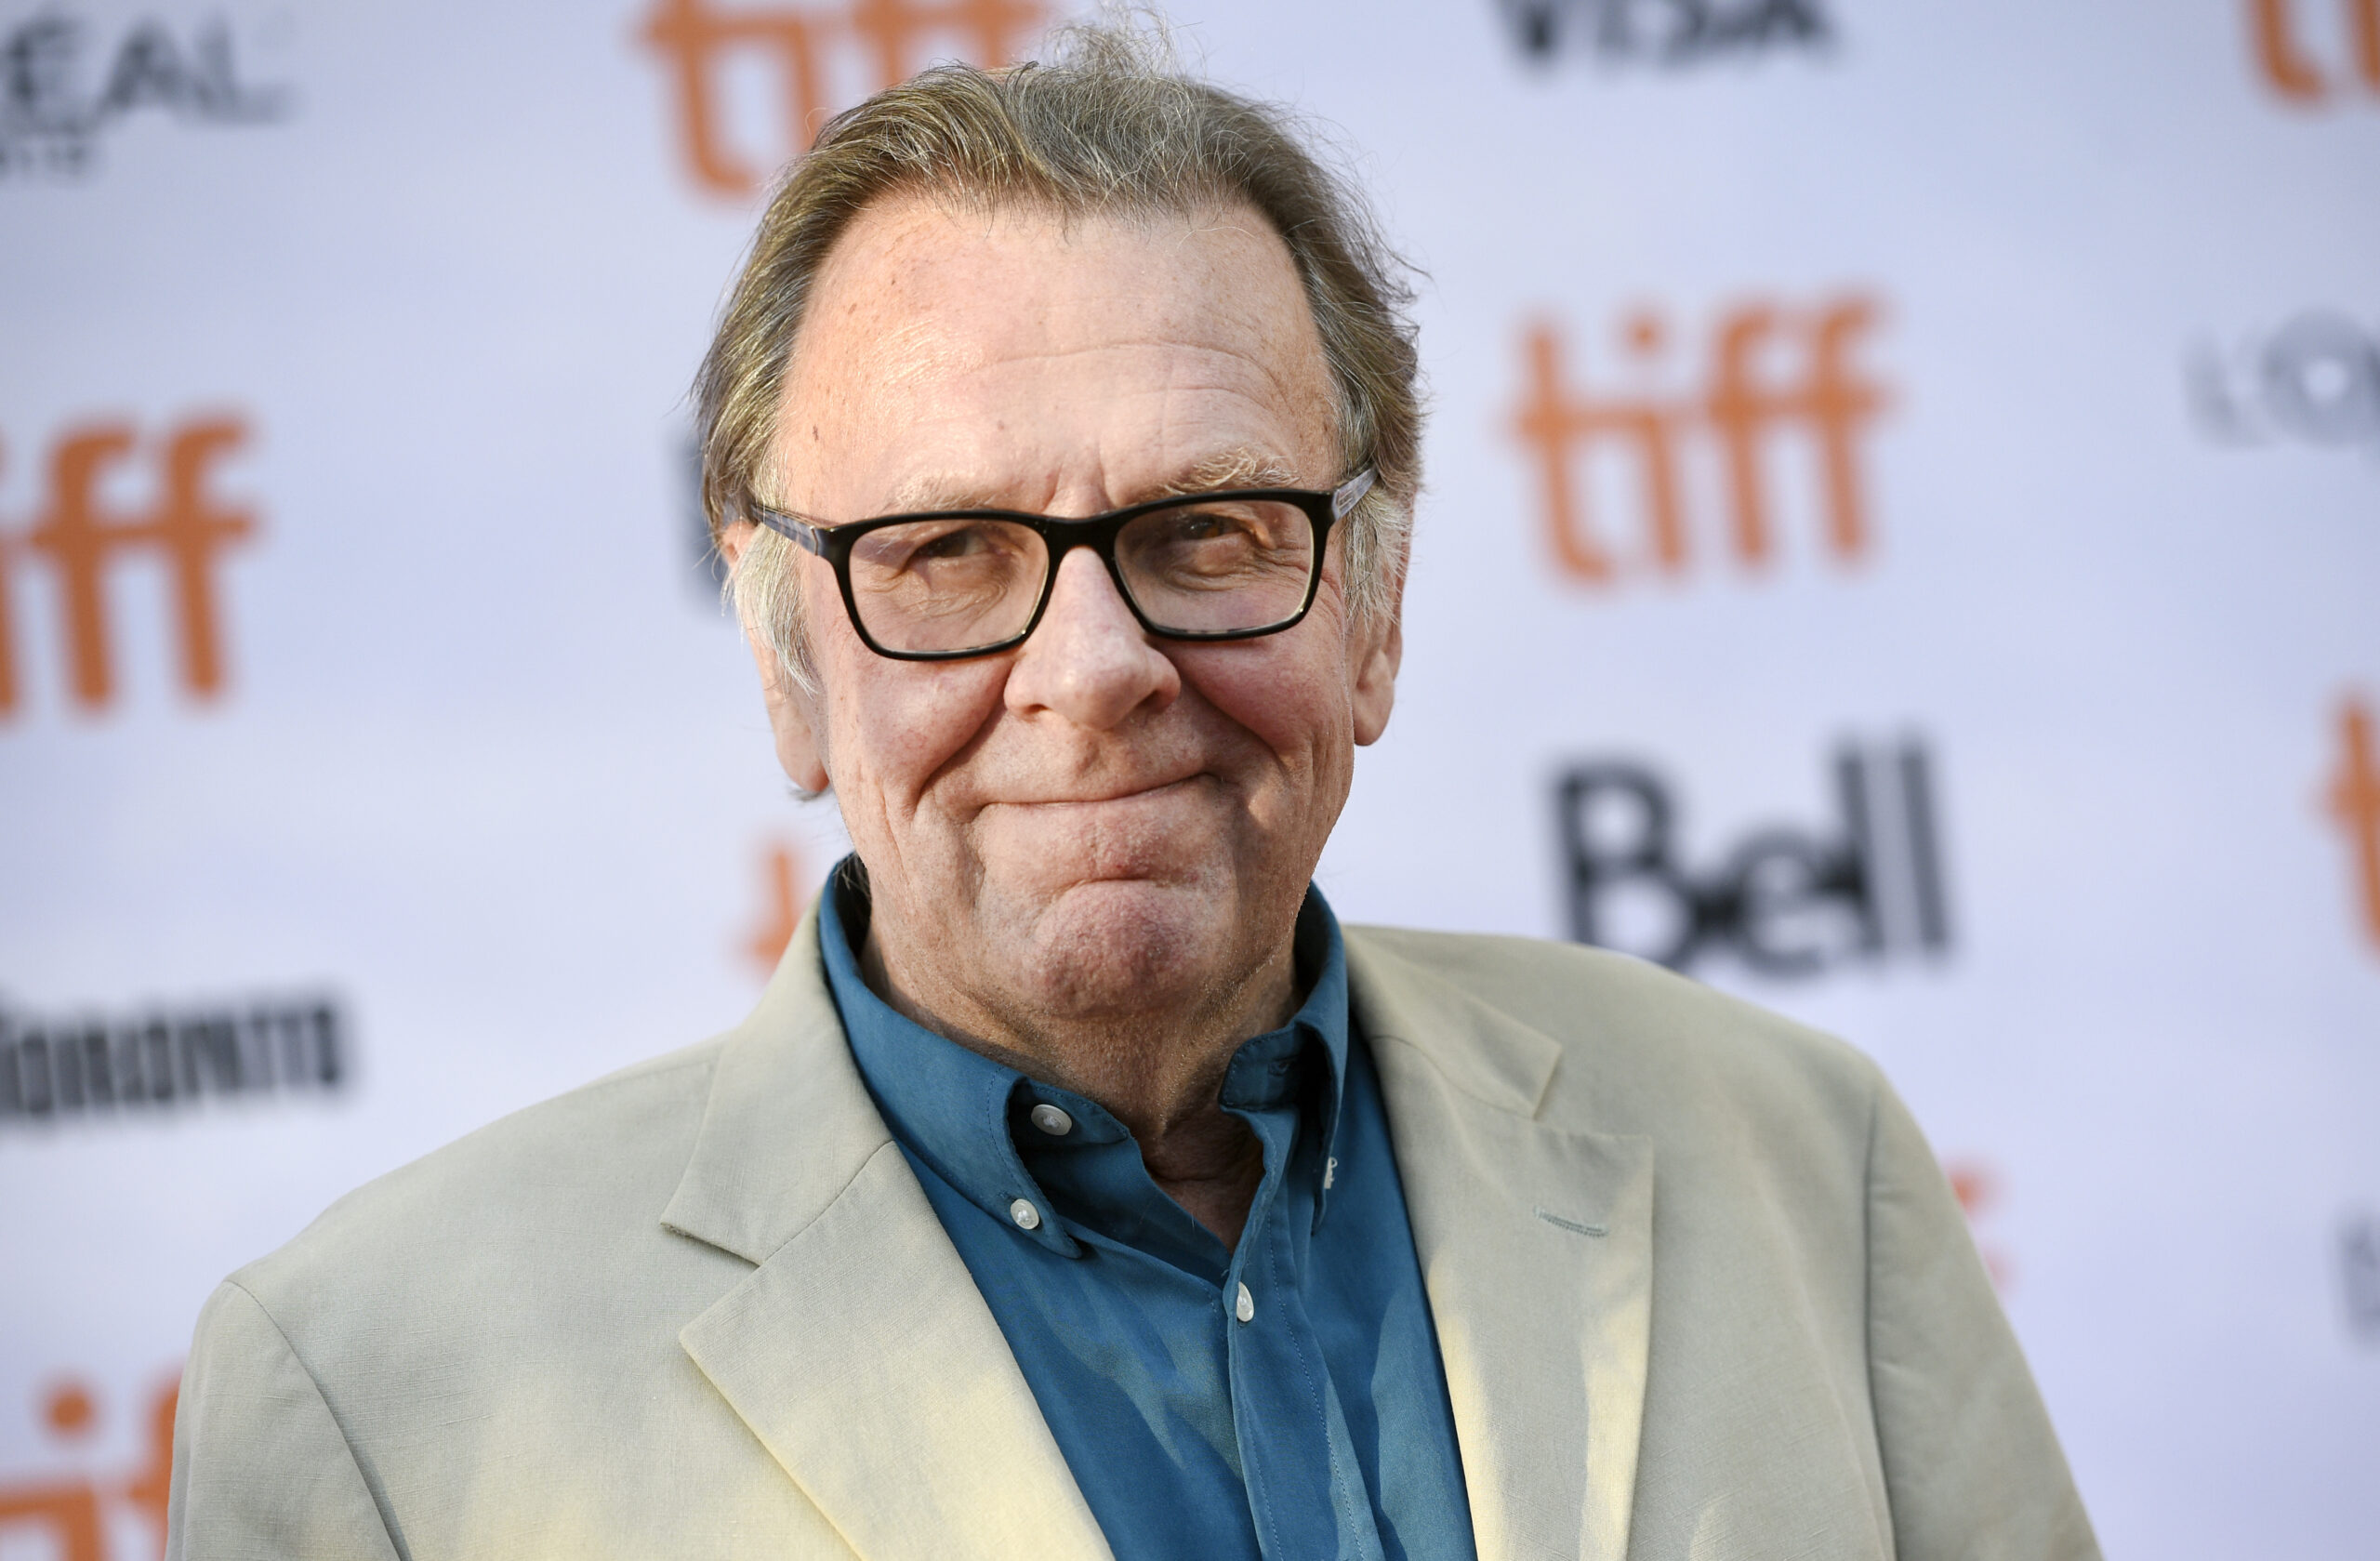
[{"xmin": 0, "ymin": 11, "xmax": 290, "ymax": 179}]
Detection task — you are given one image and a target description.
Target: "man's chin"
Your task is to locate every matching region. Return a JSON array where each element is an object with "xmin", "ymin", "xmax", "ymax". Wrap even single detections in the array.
[{"xmin": 1008, "ymin": 876, "xmax": 1245, "ymax": 1016}]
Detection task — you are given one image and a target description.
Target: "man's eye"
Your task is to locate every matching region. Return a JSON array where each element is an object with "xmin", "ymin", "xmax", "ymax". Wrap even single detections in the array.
[
  {"xmin": 1159, "ymin": 509, "xmax": 1256, "ymax": 548},
  {"xmin": 912, "ymin": 528, "xmax": 987, "ymax": 562},
  {"xmin": 857, "ymin": 522, "xmax": 1016, "ymax": 575},
  {"xmin": 1171, "ymin": 512, "xmax": 1233, "ymax": 542}
]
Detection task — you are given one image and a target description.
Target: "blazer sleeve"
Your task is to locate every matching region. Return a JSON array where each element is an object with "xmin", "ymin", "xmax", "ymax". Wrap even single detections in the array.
[
  {"xmin": 166, "ymin": 1281, "xmax": 403, "ymax": 1561},
  {"xmin": 1863, "ymin": 1078, "xmax": 2100, "ymax": 1561}
]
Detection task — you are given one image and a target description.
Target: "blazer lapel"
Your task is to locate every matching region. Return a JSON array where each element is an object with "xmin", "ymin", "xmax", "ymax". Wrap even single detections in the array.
[
  {"xmin": 662, "ymin": 902, "xmax": 1111, "ymax": 1561},
  {"xmin": 1348, "ymin": 932, "xmax": 1654, "ymax": 1561}
]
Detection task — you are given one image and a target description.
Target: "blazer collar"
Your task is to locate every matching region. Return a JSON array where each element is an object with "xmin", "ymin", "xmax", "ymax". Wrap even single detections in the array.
[
  {"xmin": 659, "ymin": 906, "xmax": 1653, "ymax": 1561},
  {"xmin": 663, "ymin": 901, "xmax": 1112, "ymax": 1561},
  {"xmin": 1346, "ymin": 928, "xmax": 1655, "ymax": 1561},
  {"xmin": 660, "ymin": 897, "xmax": 886, "ymax": 1263}
]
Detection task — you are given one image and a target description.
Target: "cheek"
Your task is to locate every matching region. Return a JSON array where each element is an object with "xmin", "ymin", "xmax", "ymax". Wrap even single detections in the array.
[
  {"xmin": 828, "ymin": 663, "xmax": 1009, "ymax": 801},
  {"xmin": 807, "ymin": 579, "xmax": 1009, "ymax": 806},
  {"xmin": 1177, "ymin": 631, "xmax": 1355, "ymax": 781}
]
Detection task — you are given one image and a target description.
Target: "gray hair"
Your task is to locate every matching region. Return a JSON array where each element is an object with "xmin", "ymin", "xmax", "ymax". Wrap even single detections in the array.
[{"xmin": 695, "ymin": 19, "xmax": 1422, "ymax": 695}]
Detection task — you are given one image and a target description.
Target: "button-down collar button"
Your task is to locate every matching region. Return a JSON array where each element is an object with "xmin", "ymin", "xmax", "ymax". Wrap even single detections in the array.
[
  {"xmin": 1009, "ymin": 1198, "xmax": 1042, "ymax": 1231},
  {"xmin": 1028, "ymin": 1104, "xmax": 1074, "ymax": 1137},
  {"xmin": 1235, "ymin": 1282, "xmax": 1255, "ymax": 1324}
]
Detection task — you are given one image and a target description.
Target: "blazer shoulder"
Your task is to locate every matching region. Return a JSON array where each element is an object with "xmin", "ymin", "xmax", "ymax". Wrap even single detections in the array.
[
  {"xmin": 1344, "ymin": 924, "xmax": 1884, "ymax": 1144},
  {"xmin": 229, "ymin": 1035, "xmax": 728, "ymax": 1321}
]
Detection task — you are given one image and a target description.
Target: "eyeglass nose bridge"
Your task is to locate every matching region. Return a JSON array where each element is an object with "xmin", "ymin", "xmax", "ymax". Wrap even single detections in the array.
[{"xmin": 1015, "ymin": 508, "xmax": 1183, "ymax": 648}]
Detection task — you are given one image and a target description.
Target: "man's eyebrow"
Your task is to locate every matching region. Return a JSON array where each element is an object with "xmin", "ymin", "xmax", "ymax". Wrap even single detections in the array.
[
  {"xmin": 877, "ymin": 474, "xmax": 1003, "ymax": 514},
  {"xmin": 1150, "ymin": 449, "xmax": 1303, "ymax": 498},
  {"xmin": 874, "ymin": 451, "xmax": 1307, "ymax": 517}
]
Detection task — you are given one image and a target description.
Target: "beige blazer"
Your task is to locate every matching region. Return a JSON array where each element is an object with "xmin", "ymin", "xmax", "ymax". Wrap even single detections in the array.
[{"xmin": 166, "ymin": 909, "xmax": 2097, "ymax": 1560}]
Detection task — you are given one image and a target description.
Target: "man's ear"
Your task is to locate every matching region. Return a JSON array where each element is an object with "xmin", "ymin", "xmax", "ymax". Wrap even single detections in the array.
[
  {"xmin": 1350, "ymin": 602, "xmax": 1402, "ymax": 747},
  {"xmin": 721, "ymin": 521, "xmax": 831, "ymax": 795}
]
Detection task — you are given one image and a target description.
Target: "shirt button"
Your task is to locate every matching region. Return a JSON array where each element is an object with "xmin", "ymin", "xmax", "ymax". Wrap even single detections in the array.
[
  {"xmin": 1235, "ymin": 1282, "xmax": 1255, "ymax": 1324},
  {"xmin": 1009, "ymin": 1198, "xmax": 1042, "ymax": 1231},
  {"xmin": 1028, "ymin": 1104, "xmax": 1074, "ymax": 1136}
]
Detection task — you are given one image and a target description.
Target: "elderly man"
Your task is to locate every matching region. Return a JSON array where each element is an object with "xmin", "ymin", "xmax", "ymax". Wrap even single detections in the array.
[{"xmin": 166, "ymin": 27, "xmax": 2096, "ymax": 1561}]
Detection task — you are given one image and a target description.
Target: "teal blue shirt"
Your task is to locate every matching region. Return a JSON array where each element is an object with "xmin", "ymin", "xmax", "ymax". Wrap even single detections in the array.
[{"xmin": 818, "ymin": 864, "xmax": 1476, "ymax": 1561}]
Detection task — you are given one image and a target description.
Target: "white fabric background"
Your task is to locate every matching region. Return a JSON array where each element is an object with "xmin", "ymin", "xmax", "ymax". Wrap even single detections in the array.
[{"xmin": 2, "ymin": 1, "xmax": 2375, "ymax": 1555}]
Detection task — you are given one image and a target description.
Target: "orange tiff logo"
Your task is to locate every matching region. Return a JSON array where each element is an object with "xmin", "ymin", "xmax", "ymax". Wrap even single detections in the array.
[
  {"xmin": 1944, "ymin": 1158, "xmax": 2012, "ymax": 1292},
  {"xmin": 2327, "ymin": 693, "xmax": 2380, "ymax": 953},
  {"xmin": 640, "ymin": 0, "xmax": 1046, "ymax": 198},
  {"xmin": 0, "ymin": 1377, "xmax": 175, "ymax": 1561},
  {"xmin": 0, "ymin": 415, "xmax": 258, "ymax": 719},
  {"xmin": 1513, "ymin": 296, "xmax": 1892, "ymax": 589},
  {"xmin": 744, "ymin": 837, "xmax": 810, "ymax": 978},
  {"xmin": 2250, "ymin": 0, "xmax": 2380, "ymax": 101}
]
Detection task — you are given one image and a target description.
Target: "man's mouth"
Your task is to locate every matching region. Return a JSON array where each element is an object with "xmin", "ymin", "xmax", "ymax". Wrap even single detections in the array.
[{"xmin": 998, "ymin": 774, "xmax": 1209, "ymax": 810}]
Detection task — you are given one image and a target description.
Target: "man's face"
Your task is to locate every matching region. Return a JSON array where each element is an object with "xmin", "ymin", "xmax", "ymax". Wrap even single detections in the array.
[{"xmin": 734, "ymin": 194, "xmax": 1400, "ymax": 1045}]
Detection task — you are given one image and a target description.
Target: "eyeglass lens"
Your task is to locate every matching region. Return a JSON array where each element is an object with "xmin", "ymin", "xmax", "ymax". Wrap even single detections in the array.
[{"xmin": 844, "ymin": 497, "xmax": 1317, "ymax": 655}]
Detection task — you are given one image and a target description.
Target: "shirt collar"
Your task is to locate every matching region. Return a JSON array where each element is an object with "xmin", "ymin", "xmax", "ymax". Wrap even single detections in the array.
[{"xmin": 816, "ymin": 858, "xmax": 1355, "ymax": 1251}]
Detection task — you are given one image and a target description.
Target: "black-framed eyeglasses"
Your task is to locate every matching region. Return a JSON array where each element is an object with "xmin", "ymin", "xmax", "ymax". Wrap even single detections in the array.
[{"xmin": 747, "ymin": 470, "xmax": 1376, "ymax": 662}]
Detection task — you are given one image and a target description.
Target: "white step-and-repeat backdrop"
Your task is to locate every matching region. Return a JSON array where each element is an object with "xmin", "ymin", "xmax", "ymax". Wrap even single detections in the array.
[{"xmin": 4, "ymin": 1, "xmax": 2375, "ymax": 1554}]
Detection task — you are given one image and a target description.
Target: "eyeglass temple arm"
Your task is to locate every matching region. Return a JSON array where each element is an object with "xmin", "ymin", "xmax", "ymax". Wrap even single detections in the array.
[
  {"xmin": 1331, "ymin": 470, "xmax": 1376, "ymax": 519},
  {"xmin": 747, "ymin": 504, "xmax": 829, "ymax": 557}
]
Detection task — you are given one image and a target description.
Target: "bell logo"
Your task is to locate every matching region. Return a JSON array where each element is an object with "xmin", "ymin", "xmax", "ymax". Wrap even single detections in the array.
[
  {"xmin": 2325, "ymin": 694, "xmax": 2380, "ymax": 954},
  {"xmin": 0, "ymin": 415, "xmax": 258, "ymax": 720},
  {"xmin": 0, "ymin": 1377, "xmax": 175, "ymax": 1561},
  {"xmin": 2249, "ymin": 0, "xmax": 2380, "ymax": 102},
  {"xmin": 639, "ymin": 0, "xmax": 1046, "ymax": 199},
  {"xmin": 1554, "ymin": 735, "xmax": 1950, "ymax": 978},
  {"xmin": 1514, "ymin": 296, "xmax": 1892, "ymax": 589}
]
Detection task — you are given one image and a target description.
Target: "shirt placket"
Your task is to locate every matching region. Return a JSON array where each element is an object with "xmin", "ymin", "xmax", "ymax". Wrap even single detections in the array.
[{"xmin": 1223, "ymin": 1109, "xmax": 1388, "ymax": 1561}]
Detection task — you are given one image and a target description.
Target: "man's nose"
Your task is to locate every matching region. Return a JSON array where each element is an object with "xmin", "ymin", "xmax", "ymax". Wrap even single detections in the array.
[{"xmin": 1004, "ymin": 545, "xmax": 1180, "ymax": 729}]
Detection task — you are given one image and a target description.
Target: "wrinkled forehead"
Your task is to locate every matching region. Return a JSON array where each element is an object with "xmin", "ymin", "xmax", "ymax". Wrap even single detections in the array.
[{"xmin": 771, "ymin": 192, "xmax": 1339, "ymax": 517}]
